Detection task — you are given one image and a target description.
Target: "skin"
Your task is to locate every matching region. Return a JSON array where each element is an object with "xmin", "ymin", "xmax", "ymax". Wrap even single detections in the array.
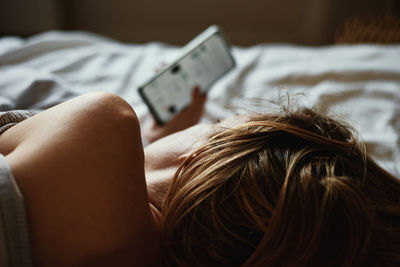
[
  {"xmin": 145, "ymin": 123, "xmax": 216, "ymax": 211},
  {"xmin": 142, "ymin": 86, "xmax": 207, "ymax": 143},
  {"xmin": 0, "ymin": 88, "xmax": 247, "ymax": 266},
  {"xmin": 145, "ymin": 113, "xmax": 251, "ymax": 211},
  {"xmin": 0, "ymin": 92, "xmax": 157, "ymax": 266}
]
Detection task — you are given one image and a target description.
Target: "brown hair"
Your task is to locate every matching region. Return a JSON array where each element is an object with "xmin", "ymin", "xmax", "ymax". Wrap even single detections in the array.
[{"xmin": 161, "ymin": 108, "xmax": 400, "ymax": 266}]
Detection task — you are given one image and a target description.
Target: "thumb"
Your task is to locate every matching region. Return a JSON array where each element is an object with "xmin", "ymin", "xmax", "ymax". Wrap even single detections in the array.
[{"xmin": 190, "ymin": 86, "xmax": 207, "ymax": 106}]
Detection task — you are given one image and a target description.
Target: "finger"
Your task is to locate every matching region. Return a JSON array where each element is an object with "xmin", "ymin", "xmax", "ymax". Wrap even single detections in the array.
[
  {"xmin": 191, "ymin": 85, "xmax": 207, "ymax": 98},
  {"xmin": 191, "ymin": 85, "xmax": 200, "ymax": 99},
  {"xmin": 191, "ymin": 86, "xmax": 207, "ymax": 104}
]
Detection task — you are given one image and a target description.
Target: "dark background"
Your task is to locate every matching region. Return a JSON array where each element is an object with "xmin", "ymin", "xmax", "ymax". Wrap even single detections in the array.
[{"xmin": 0, "ymin": 0, "xmax": 399, "ymax": 46}]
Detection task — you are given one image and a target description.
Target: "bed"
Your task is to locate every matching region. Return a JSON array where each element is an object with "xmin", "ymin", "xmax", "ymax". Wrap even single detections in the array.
[{"xmin": 0, "ymin": 31, "xmax": 399, "ymax": 178}]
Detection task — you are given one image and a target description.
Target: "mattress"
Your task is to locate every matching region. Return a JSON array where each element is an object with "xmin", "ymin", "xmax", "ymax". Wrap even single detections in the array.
[{"xmin": 0, "ymin": 31, "xmax": 399, "ymax": 177}]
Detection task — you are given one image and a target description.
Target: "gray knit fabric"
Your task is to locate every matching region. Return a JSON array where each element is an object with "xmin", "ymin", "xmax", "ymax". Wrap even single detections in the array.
[
  {"xmin": 0, "ymin": 110, "xmax": 34, "ymax": 267},
  {"xmin": 0, "ymin": 110, "xmax": 36, "ymax": 135}
]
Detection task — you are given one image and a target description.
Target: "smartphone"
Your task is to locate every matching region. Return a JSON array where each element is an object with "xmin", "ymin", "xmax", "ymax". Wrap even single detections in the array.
[{"xmin": 138, "ymin": 25, "xmax": 235, "ymax": 125}]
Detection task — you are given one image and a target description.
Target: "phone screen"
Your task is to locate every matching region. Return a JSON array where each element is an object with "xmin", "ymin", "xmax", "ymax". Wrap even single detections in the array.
[{"xmin": 139, "ymin": 31, "xmax": 235, "ymax": 124}]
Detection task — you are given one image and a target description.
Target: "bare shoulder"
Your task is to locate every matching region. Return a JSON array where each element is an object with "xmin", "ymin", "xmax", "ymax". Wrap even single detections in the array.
[{"xmin": 0, "ymin": 92, "xmax": 159, "ymax": 267}]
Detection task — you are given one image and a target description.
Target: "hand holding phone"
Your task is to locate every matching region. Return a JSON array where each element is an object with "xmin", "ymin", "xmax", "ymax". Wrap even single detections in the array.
[
  {"xmin": 138, "ymin": 25, "xmax": 235, "ymax": 125},
  {"xmin": 142, "ymin": 86, "xmax": 207, "ymax": 143}
]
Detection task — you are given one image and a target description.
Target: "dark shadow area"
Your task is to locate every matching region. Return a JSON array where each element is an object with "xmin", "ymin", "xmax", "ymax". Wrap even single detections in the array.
[{"xmin": 0, "ymin": 0, "xmax": 399, "ymax": 46}]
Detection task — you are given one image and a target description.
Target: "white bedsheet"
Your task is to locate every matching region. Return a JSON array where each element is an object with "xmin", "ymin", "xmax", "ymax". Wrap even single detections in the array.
[{"xmin": 0, "ymin": 31, "xmax": 399, "ymax": 177}]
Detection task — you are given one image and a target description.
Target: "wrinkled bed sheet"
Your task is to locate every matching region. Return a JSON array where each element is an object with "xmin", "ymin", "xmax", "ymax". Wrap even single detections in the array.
[{"xmin": 0, "ymin": 31, "xmax": 399, "ymax": 177}]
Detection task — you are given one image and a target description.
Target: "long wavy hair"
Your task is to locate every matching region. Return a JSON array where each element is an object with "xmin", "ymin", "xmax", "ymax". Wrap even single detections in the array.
[{"xmin": 161, "ymin": 108, "xmax": 400, "ymax": 266}]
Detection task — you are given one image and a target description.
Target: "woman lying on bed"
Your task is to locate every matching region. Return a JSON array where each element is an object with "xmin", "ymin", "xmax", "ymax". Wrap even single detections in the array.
[{"xmin": 0, "ymin": 89, "xmax": 399, "ymax": 267}]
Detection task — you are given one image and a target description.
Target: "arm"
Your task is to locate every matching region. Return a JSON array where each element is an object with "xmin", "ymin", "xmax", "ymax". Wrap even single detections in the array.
[
  {"xmin": 142, "ymin": 87, "xmax": 208, "ymax": 210},
  {"xmin": 144, "ymin": 113, "xmax": 252, "ymax": 211}
]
